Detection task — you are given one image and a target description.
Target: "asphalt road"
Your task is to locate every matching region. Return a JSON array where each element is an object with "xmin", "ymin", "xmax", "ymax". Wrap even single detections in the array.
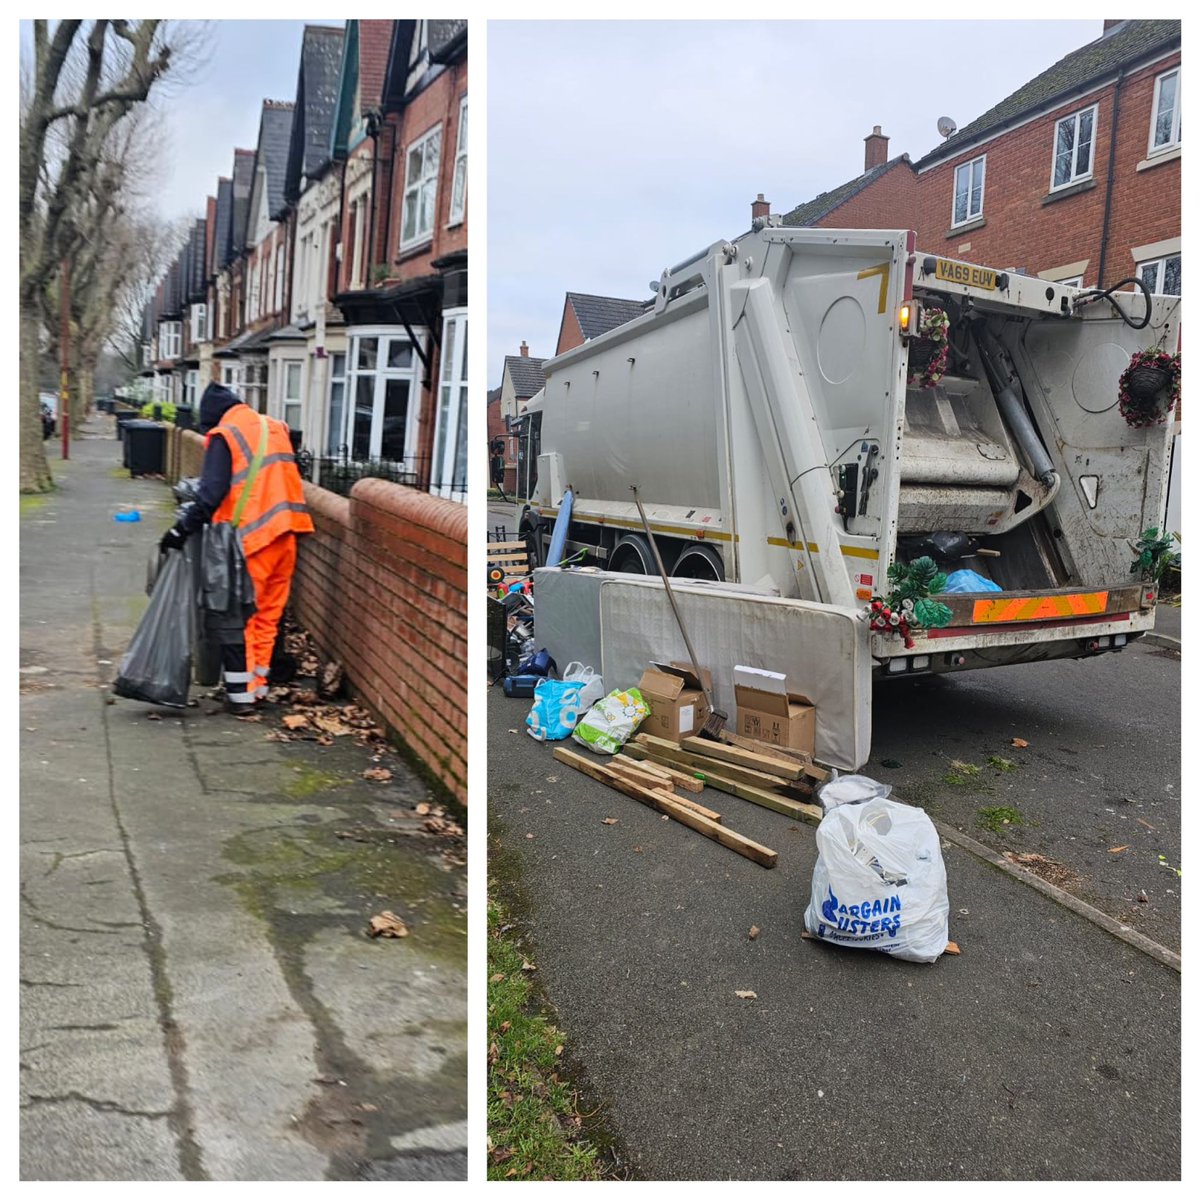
[
  {"xmin": 488, "ymin": 665, "xmax": 1181, "ymax": 1179},
  {"xmin": 865, "ymin": 625, "xmax": 1181, "ymax": 952}
]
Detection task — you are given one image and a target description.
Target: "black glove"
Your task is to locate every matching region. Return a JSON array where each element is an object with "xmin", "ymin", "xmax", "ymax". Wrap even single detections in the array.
[{"xmin": 159, "ymin": 524, "xmax": 188, "ymax": 554}]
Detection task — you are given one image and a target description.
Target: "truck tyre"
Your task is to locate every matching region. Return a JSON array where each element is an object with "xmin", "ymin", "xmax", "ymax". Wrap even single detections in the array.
[
  {"xmin": 672, "ymin": 543, "xmax": 725, "ymax": 582},
  {"xmin": 610, "ymin": 533, "xmax": 657, "ymax": 575}
]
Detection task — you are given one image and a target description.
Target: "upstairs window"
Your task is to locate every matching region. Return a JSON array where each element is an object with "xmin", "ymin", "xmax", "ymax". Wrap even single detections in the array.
[
  {"xmin": 1052, "ymin": 105, "xmax": 1096, "ymax": 189},
  {"xmin": 1137, "ymin": 253, "xmax": 1181, "ymax": 297},
  {"xmin": 1149, "ymin": 68, "xmax": 1180, "ymax": 153},
  {"xmin": 400, "ymin": 124, "xmax": 442, "ymax": 250},
  {"xmin": 952, "ymin": 155, "xmax": 986, "ymax": 227},
  {"xmin": 449, "ymin": 96, "xmax": 468, "ymax": 226}
]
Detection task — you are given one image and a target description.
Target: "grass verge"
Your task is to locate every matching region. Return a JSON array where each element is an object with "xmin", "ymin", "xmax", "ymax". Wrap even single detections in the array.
[{"xmin": 487, "ymin": 894, "xmax": 603, "ymax": 1181}]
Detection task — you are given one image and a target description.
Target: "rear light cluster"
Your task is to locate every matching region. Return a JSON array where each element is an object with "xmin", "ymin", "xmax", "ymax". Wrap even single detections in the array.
[
  {"xmin": 885, "ymin": 655, "xmax": 932, "ymax": 675},
  {"xmin": 1086, "ymin": 634, "xmax": 1127, "ymax": 652}
]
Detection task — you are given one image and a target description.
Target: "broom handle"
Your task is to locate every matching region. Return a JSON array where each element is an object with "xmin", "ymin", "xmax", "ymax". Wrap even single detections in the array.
[{"xmin": 630, "ymin": 487, "xmax": 712, "ymax": 705}]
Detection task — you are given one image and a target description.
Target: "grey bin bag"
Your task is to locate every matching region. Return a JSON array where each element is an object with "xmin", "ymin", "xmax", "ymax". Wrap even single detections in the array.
[
  {"xmin": 114, "ymin": 548, "xmax": 195, "ymax": 708},
  {"xmin": 200, "ymin": 522, "xmax": 257, "ymax": 618}
]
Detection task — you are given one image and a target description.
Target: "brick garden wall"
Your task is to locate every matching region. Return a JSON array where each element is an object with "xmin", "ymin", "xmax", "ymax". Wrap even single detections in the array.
[
  {"xmin": 290, "ymin": 480, "xmax": 468, "ymax": 805},
  {"xmin": 167, "ymin": 426, "xmax": 468, "ymax": 804}
]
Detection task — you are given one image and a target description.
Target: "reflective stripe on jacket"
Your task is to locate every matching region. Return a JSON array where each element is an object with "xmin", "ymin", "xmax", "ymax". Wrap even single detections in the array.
[{"xmin": 207, "ymin": 404, "xmax": 315, "ymax": 556}]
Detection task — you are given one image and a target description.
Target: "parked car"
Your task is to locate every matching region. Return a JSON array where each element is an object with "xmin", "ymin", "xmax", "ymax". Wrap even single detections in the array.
[{"xmin": 39, "ymin": 392, "xmax": 57, "ymax": 440}]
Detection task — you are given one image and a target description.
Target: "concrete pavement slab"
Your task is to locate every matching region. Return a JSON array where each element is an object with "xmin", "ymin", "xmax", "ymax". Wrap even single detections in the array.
[{"xmin": 21, "ymin": 422, "xmax": 466, "ymax": 1180}]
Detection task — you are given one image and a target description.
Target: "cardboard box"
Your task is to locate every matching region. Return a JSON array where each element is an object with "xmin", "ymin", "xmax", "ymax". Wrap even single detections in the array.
[
  {"xmin": 637, "ymin": 661, "xmax": 713, "ymax": 742},
  {"xmin": 733, "ymin": 665, "xmax": 815, "ymax": 753}
]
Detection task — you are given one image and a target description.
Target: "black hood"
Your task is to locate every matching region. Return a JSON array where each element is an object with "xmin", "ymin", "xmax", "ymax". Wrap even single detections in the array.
[{"xmin": 198, "ymin": 382, "xmax": 244, "ymax": 434}]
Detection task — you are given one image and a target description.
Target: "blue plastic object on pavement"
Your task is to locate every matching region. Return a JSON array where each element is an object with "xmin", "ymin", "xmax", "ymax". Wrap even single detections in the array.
[
  {"xmin": 113, "ymin": 511, "xmax": 141, "ymax": 522},
  {"xmin": 546, "ymin": 485, "xmax": 573, "ymax": 568},
  {"xmin": 943, "ymin": 568, "xmax": 1002, "ymax": 593}
]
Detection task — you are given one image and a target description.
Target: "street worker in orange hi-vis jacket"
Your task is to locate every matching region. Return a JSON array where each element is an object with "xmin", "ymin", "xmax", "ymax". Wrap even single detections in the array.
[{"xmin": 160, "ymin": 381, "xmax": 314, "ymax": 712}]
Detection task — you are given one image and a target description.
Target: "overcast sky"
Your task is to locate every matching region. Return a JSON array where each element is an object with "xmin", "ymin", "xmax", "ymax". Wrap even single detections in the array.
[
  {"xmin": 148, "ymin": 20, "xmax": 341, "ymax": 224},
  {"xmin": 488, "ymin": 18, "xmax": 1099, "ymax": 387}
]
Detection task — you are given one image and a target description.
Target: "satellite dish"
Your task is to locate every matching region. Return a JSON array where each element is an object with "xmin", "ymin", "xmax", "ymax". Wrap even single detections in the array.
[{"xmin": 937, "ymin": 116, "xmax": 958, "ymax": 139}]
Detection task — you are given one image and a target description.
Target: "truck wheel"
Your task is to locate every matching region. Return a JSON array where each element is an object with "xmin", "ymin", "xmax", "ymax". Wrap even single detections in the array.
[
  {"xmin": 610, "ymin": 533, "xmax": 657, "ymax": 575},
  {"xmin": 672, "ymin": 544, "xmax": 724, "ymax": 582}
]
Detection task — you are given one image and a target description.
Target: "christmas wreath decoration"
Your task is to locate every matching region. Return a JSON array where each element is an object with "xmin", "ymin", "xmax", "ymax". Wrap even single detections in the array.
[
  {"xmin": 865, "ymin": 556, "xmax": 953, "ymax": 649},
  {"xmin": 1117, "ymin": 349, "xmax": 1180, "ymax": 429},
  {"xmin": 906, "ymin": 307, "xmax": 951, "ymax": 390}
]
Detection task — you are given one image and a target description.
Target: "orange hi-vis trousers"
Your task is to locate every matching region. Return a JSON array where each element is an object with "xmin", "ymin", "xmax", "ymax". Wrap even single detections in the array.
[{"xmin": 245, "ymin": 533, "xmax": 297, "ymax": 698}]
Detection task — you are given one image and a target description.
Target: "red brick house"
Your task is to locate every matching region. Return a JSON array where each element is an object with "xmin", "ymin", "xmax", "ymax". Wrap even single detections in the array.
[
  {"xmin": 555, "ymin": 292, "xmax": 648, "ymax": 356},
  {"xmin": 780, "ymin": 20, "xmax": 1180, "ymax": 297},
  {"xmin": 331, "ymin": 19, "xmax": 469, "ymax": 501}
]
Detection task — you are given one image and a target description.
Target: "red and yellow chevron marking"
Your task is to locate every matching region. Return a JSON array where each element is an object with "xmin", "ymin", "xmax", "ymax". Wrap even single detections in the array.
[{"xmin": 971, "ymin": 592, "xmax": 1109, "ymax": 624}]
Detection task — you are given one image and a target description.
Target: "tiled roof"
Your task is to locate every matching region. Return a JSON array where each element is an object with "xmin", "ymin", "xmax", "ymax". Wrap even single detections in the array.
[
  {"xmin": 503, "ymin": 355, "xmax": 546, "ymax": 399},
  {"xmin": 919, "ymin": 19, "xmax": 1180, "ymax": 165},
  {"xmin": 285, "ymin": 24, "xmax": 344, "ymax": 202},
  {"xmin": 429, "ymin": 19, "xmax": 466, "ymax": 63},
  {"xmin": 256, "ymin": 100, "xmax": 296, "ymax": 222},
  {"xmin": 358, "ymin": 20, "xmax": 394, "ymax": 110},
  {"xmin": 567, "ymin": 292, "xmax": 648, "ymax": 340},
  {"xmin": 230, "ymin": 149, "xmax": 255, "ymax": 255},
  {"xmin": 781, "ymin": 154, "xmax": 912, "ymax": 228}
]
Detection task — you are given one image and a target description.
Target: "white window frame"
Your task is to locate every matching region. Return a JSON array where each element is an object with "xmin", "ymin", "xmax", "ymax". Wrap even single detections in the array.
[
  {"xmin": 1148, "ymin": 68, "xmax": 1180, "ymax": 155},
  {"xmin": 1056, "ymin": 275, "xmax": 1084, "ymax": 289},
  {"xmin": 189, "ymin": 303, "xmax": 207, "ymax": 344},
  {"xmin": 951, "ymin": 154, "xmax": 986, "ymax": 228},
  {"xmin": 1050, "ymin": 104, "xmax": 1098, "ymax": 191},
  {"xmin": 432, "ymin": 308, "xmax": 467, "ymax": 502},
  {"xmin": 184, "ymin": 369, "xmax": 198, "ymax": 408},
  {"xmin": 161, "ymin": 321, "xmax": 181, "ymax": 360},
  {"xmin": 1137, "ymin": 254, "xmax": 1181, "ymax": 297},
  {"xmin": 448, "ymin": 96, "xmax": 467, "ymax": 227},
  {"xmin": 342, "ymin": 327, "xmax": 425, "ymax": 463},
  {"xmin": 221, "ymin": 362, "xmax": 242, "ymax": 393},
  {"xmin": 326, "ymin": 351, "xmax": 348, "ymax": 455},
  {"xmin": 399, "ymin": 123, "xmax": 443, "ymax": 251},
  {"xmin": 350, "ymin": 196, "xmax": 368, "ymax": 290},
  {"xmin": 281, "ymin": 358, "xmax": 303, "ymax": 430}
]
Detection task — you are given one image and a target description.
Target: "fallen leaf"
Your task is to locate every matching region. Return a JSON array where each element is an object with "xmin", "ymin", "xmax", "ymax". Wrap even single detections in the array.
[
  {"xmin": 1109, "ymin": 845, "xmax": 1130, "ymax": 854},
  {"xmin": 748, "ymin": 925, "xmax": 760, "ymax": 941},
  {"xmin": 313, "ymin": 713, "xmax": 353, "ymax": 736},
  {"xmin": 1136, "ymin": 817, "xmax": 1158, "ymax": 832},
  {"xmin": 601, "ymin": 817, "xmax": 619, "ymax": 825},
  {"xmin": 491, "ymin": 1147, "xmax": 513, "ymax": 1165},
  {"xmin": 416, "ymin": 802, "xmax": 431, "ymax": 816},
  {"xmin": 520, "ymin": 959, "xmax": 536, "ymax": 972},
  {"xmin": 282, "ymin": 714, "xmax": 309, "ymax": 730},
  {"xmin": 1011, "ymin": 737, "xmax": 1030, "ymax": 748},
  {"xmin": 362, "ymin": 767, "xmax": 393, "ymax": 782},
  {"xmin": 735, "ymin": 990, "xmax": 758, "ymax": 1000},
  {"xmin": 368, "ymin": 911, "xmax": 409, "ymax": 938},
  {"xmin": 633, "ymin": 846, "xmax": 643, "ymax": 854},
  {"xmin": 235, "ymin": 713, "xmax": 264, "ymax": 723},
  {"xmin": 490, "ymin": 973, "xmax": 506, "ymax": 983},
  {"xmin": 499, "ymin": 1020, "xmax": 511, "ymax": 1034},
  {"xmin": 1137, "ymin": 890, "xmax": 1149, "ymax": 903},
  {"xmin": 554, "ymin": 1044, "xmax": 563, "ymax": 1057},
  {"xmin": 358, "ymin": 1103, "xmax": 379, "ymax": 1113}
]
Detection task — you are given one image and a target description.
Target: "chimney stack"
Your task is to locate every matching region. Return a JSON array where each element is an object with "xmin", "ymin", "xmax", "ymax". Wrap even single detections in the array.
[
  {"xmin": 751, "ymin": 193, "xmax": 770, "ymax": 222},
  {"xmin": 864, "ymin": 125, "xmax": 889, "ymax": 172},
  {"xmin": 1102, "ymin": 19, "xmax": 1126, "ymax": 33},
  {"xmin": 520, "ymin": 340, "xmax": 529, "ymax": 358}
]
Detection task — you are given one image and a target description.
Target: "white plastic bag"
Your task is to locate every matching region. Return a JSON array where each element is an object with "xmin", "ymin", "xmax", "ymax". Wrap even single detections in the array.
[
  {"xmin": 562, "ymin": 661, "xmax": 605, "ymax": 710},
  {"xmin": 804, "ymin": 795, "xmax": 948, "ymax": 963},
  {"xmin": 817, "ymin": 774, "xmax": 892, "ymax": 812},
  {"xmin": 571, "ymin": 687, "xmax": 650, "ymax": 756}
]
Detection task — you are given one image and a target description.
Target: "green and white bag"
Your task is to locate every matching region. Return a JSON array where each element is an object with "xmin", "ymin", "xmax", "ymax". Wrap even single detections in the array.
[{"xmin": 571, "ymin": 687, "xmax": 651, "ymax": 756}]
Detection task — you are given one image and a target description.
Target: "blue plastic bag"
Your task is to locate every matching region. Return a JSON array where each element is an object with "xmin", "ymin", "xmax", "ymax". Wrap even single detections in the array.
[
  {"xmin": 526, "ymin": 678, "xmax": 587, "ymax": 742},
  {"xmin": 943, "ymin": 569, "xmax": 1002, "ymax": 593}
]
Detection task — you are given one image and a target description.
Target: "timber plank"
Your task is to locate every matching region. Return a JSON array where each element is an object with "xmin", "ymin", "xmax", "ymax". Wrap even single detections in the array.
[
  {"xmin": 554, "ymin": 748, "xmax": 774, "ymax": 868},
  {"xmin": 680, "ymin": 736, "xmax": 804, "ymax": 780},
  {"xmin": 701, "ymin": 771, "xmax": 823, "ymax": 826},
  {"xmin": 646, "ymin": 788, "xmax": 722, "ymax": 824},
  {"xmin": 634, "ymin": 736, "xmax": 807, "ymax": 792},
  {"xmin": 621, "ymin": 745, "xmax": 706, "ymax": 793}
]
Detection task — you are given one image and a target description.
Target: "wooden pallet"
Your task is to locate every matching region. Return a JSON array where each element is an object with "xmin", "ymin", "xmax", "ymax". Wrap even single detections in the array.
[{"xmin": 487, "ymin": 539, "xmax": 530, "ymax": 585}]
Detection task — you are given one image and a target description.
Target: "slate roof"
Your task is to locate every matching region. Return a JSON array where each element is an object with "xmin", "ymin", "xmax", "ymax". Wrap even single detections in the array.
[
  {"xmin": 230, "ymin": 149, "xmax": 255, "ymax": 255},
  {"xmin": 254, "ymin": 100, "xmax": 296, "ymax": 222},
  {"xmin": 781, "ymin": 154, "xmax": 912, "ymax": 227},
  {"xmin": 566, "ymin": 292, "xmax": 649, "ymax": 340},
  {"xmin": 214, "ymin": 177, "xmax": 233, "ymax": 270},
  {"xmin": 429, "ymin": 19, "xmax": 467, "ymax": 63},
  {"xmin": 918, "ymin": 19, "xmax": 1180, "ymax": 165},
  {"xmin": 285, "ymin": 24, "xmax": 345, "ymax": 203},
  {"xmin": 503, "ymin": 355, "xmax": 546, "ymax": 399}
]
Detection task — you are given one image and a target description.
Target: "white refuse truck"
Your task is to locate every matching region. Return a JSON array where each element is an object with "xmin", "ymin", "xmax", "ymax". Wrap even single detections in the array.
[{"xmin": 517, "ymin": 225, "xmax": 1179, "ymax": 688}]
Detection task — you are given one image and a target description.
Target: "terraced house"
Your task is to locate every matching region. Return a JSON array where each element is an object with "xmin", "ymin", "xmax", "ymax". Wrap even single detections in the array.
[{"xmin": 139, "ymin": 18, "xmax": 469, "ymax": 502}]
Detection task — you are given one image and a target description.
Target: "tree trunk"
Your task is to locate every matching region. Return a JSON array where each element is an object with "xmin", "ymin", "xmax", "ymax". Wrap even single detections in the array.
[
  {"xmin": 20, "ymin": 294, "xmax": 54, "ymax": 493},
  {"xmin": 77, "ymin": 358, "xmax": 95, "ymax": 428}
]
